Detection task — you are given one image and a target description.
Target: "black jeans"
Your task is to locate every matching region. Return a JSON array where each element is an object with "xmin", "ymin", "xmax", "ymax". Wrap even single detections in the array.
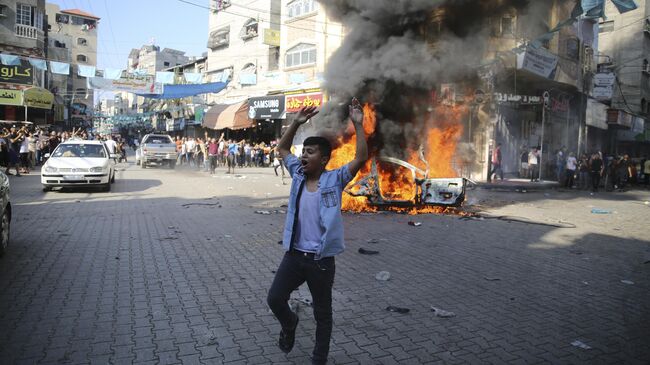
[{"xmin": 267, "ymin": 252, "xmax": 335, "ymax": 363}]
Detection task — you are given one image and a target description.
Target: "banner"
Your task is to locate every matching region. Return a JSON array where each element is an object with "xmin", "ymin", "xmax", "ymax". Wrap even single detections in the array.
[
  {"xmin": 77, "ymin": 65, "xmax": 96, "ymax": 78},
  {"xmin": 0, "ymin": 54, "xmax": 21, "ymax": 66},
  {"xmin": 286, "ymin": 92, "xmax": 323, "ymax": 113},
  {"xmin": 87, "ymin": 75, "xmax": 162, "ymax": 94},
  {"xmin": 184, "ymin": 72, "xmax": 202, "ymax": 83},
  {"xmin": 0, "ymin": 89, "xmax": 23, "ymax": 106},
  {"xmin": 23, "ymin": 87, "xmax": 54, "ymax": 109},
  {"xmin": 28, "ymin": 58, "xmax": 47, "ymax": 71},
  {"xmin": 0, "ymin": 64, "xmax": 33, "ymax": 85},
  {"xmin": 586, "ymin": 99, "xmax": 608, "ymax": 130},
  {"xmin": 103, "ymin": 68, "xmax": 123, "ymax": 80},
  {"xmin": 156, "ymin": 71, "xmax": 174, "ymax": 84},
  {"xmin": 135, "ymin": 81, "xmax": 227, "ymax": 99},
  {"xmin": 248, "ymin": 95, "xmax": 286, "ymax": 119},
  {"xmin": 50, "ymin": 61, "xmax": 70, "ymax": 75}
]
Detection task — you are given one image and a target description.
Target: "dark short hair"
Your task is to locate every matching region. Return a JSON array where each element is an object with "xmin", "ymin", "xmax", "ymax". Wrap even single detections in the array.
[{"xmin": 303, "ymin": 136, "xmax": 332, "ymax": 158}]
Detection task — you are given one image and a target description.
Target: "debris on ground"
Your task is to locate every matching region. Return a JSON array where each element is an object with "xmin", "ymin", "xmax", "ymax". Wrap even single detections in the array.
[
  {"xmin": 255, "ymin": 210, "xmax": 271, "ymax": 215},
  {"xmin": 182, "ymin": 203, "xmax": 221, "ymax": 208},
  {"xmin": 408, "ymin": 221, "xmax": 422, "ymax": 226},
  {"xmin": 571, "ymin": 340, "xmax": 592, "ymax": 350},
  {"xmin": 430, "ymin": 306, "xmax": 456, "ymax": 318},
  {"xmin": 358, "ymin": 248, "xmax": 379, "ymax": 255},
  {"xmin": 582, "ymin": 281, "xmax": 589, "ymax": 285},
  {"xmin": 591, "ymin": 208, "xmax": 611, "ymax": 214},
  {"xmin": 386, "ymin": 306, "xmax": 410, "ymax": 314},
  {"xmin": 621, "ymin": 280, "xmax": 635, "ymax": 285},
  {"xmin": 483, "ymin": 276, "xmax": 501, "ymax": 281},
  {"xmin": 254, "ymin": 210, "xmax": 285, "ymax": 215},
  {"xmin": 159, "ymin": 236, "xmax": 178, "ymax": 241},
  {"xmin": 375, "ymin": 271, "xmax": 391, "ymax": 281},
  {"xmin": 224, "ymin": 235, "xmax": 232, "ymax": 238},
  {"xmin": 366, "ymin": 238, "xmax": 380, "ymax": 244}
]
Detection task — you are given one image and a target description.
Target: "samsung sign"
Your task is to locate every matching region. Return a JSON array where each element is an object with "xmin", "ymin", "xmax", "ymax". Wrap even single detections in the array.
[{"xmin": 248, "ymin": 95, "xmax": 286, "ymax": 119}]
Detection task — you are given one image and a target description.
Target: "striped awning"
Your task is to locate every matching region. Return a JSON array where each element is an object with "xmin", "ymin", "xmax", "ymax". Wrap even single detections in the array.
[{"xmin": 202, "ymin": 101, "xmax": 253, "ymax": 130}]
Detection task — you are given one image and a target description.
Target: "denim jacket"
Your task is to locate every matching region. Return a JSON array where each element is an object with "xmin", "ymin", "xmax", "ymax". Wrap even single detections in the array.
[{"xmin": 282, "ymin": 153, "xmax": 354, "ymax": 260}]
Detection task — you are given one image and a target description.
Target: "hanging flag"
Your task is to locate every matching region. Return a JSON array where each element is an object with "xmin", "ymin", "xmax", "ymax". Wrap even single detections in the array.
[
  {"xmin": 77, "ymin": 64, "xmax": 96, "ymax": 78},
  {"xmin": 184, "ymin": 72, "xmax": 202, "ymax": 83},
  {"xmin": 135, "ymin": 81, "xmax": 228, "ymax": 99},
  {"xmin": 28, "ymin": 58, "xmax": 47, "ymax": 70},
  {"xmin": 611, "ymin": 0, "xmax": 638, "ymax": 13},
  {"xmin": 103, "ymin": 68, "xmax": 123, "ymax": 80},
  {"xmin": 50, "ymin": 61, "xmax": 70, "ymax": 75},
  {"xmin": 156, "ymin": 71, "xmax": 175, "ymax": 84},
  {"xmin": 131, "ymin": 69, "xmax": 148, "ymax": 76},
  {"xmin": 239, "ymin": 74, "xmax": 257, "ymax": 85},
  {"xmin": 0, "ymin": 54, "xmax": 21, "ymax": 66}
]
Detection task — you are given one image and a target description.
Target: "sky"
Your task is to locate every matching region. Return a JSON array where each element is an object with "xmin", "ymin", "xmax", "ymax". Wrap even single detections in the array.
[{"xmin": 48, "ymin": 0, "xmax": 210, "ymax": 70}]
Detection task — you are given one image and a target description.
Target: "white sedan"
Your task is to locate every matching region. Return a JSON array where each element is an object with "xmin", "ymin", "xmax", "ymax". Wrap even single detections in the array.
[{"xmin": 41, "ymin": 139, "xmax": 116, "ymax": 192}]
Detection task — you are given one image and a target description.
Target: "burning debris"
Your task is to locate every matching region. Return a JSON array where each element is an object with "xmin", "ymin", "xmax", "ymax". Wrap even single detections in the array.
[{"xmin": 311, "ymin": 0, "xmax": 543, "ymax": 214}]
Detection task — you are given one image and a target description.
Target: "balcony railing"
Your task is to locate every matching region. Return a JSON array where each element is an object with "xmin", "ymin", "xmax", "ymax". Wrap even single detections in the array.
[{"xmin": 15, "ymin": 24, "xmax": 44, "ymax": 40}]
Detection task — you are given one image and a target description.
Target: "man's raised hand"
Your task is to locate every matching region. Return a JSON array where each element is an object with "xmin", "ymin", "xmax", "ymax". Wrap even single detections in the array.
[
  {"xmin": 349, "ymin": 97, "xmax": 363, "ymax": 125},
  {"xmin": 294, "ymin": 106, "xmax": 319, "ymax": 125}
]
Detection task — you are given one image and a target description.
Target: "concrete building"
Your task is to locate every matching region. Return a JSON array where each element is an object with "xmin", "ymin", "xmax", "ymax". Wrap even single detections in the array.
[
  {"xmin": 0, "ymin": 0, "xmax": 48, "ymax": 122},
  {"xmin": 206, "ymin": 0, "xmax": 283, "ymax": 104},
  {"xmin": 118, "ymin": 44, "xmax": 190, "ymax": 116},
  {"xmin": 598, "ymin": 0, "xmax": 650, "ymax": 156},
  {"xmin": 45, "ymin": 5, "xmax": 99, "ymax": 127},
  {"xmin": 280, "ymin": 0, "xmax": 343, "ymax": 90}
]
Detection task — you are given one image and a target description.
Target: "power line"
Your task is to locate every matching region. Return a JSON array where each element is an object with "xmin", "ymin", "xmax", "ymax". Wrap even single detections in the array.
[{"xmin": 103, "ymin": 0, "xmax": 125, "ymax": 69}]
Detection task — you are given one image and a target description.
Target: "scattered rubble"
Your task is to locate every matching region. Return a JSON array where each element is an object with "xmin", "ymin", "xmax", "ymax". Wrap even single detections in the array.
[
  {"xmin": 386, "ymin": 306, "xmax": 410, "ymax": 314},
  {"xmin": 408, "ymin": 221, "xmax": 422, "ymax": 227},
  {"xmin": 358, "ymin": 248, "xmax": 379, "ymax": 255},
  {"xmin": 375, "ymin": 271, "xmax": 391, "ymax": 281},
  {"xmin": 620, "ymin": 280, "xmax": 635, "ymax": 285},
  {"xmin": 430, "ymin": 306, "xmax": 456, "ymax": 318},
  {"xmin": 571, "ymin": 340, "xmax": 592, "ymax": 350}
]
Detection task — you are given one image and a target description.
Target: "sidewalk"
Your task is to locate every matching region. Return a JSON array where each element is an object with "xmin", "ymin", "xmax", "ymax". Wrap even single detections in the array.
[{"xmin": 476, "ymin": 178, "xmax": 560, "ymax": 191}]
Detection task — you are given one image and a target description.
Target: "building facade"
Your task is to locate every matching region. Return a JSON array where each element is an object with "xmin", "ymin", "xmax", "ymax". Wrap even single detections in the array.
[
  {"xmin": 0, "ymin": 0, "xmax": 48, "ymax": 123},
  {"xmin": 598, "ymin": 0, "xmax": 650, "ymax": 156},
  {"xmin": 45, "ymin": 5, "xmax": 99, "ymax": 127}
]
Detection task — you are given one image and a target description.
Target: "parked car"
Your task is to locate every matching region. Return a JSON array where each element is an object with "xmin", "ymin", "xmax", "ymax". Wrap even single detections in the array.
[
  {"xmin": 137, "ymin": 134, "xmax": 177, "ymax": 169},
  {"xmin": 0, "ymin": 171, "xmax": 11, "ymax": 257},
  {"xmin": 41, "ymin": 138, "xmax": 117, "ymax": 192}
]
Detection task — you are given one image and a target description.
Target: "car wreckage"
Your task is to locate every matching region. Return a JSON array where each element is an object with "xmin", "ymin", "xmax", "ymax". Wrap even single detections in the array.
[{"xmin": 345, "ymin": 154, "xmax": 476, "ymax": 208}]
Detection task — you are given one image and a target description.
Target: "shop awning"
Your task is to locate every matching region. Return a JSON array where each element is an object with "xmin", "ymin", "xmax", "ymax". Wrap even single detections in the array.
[{"xmin": 203, "ymin": 101, "xmax": 253, "ymax": 130}]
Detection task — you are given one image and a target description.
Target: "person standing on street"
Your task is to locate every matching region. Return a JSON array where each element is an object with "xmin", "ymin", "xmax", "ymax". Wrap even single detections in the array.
[
  {"xmin": 556, "ymin": 147, "xmax": 566, "ymax": 182},
  {"xmin": 565, "ymin": 152, "xmax": 577, "ymax": 188},
  {"xmin": 528, "ymin": 147, "xmax": 539, "ymax": 182},
  {"xmin": 488, "ymin": 142, "xmax": 503, "ymax": 182},
  {"xmin": 590, "ymin": 153, "xmax": 604, "ymax": 192},
  {"xmin": 267, "ymin": 98, "xmax": 368, "ymax": 365}
]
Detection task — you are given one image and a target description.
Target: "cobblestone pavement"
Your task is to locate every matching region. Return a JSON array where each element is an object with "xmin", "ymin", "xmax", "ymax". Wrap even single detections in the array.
[{"xmin": 0, "ymin": 161, "xmax": 648, "ymax": 364}]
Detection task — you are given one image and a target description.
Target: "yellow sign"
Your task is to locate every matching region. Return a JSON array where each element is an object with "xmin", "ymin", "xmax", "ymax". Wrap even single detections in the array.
[
  {"xmin": 263, "ymin": 29, "xmax": 280, "ymax": 47},
  {"xmin": 23, "ymin": 87, "xmax": 54, "ymax": 109},
  {"xmin": 0, "ymin": 89, "xmax": 23, "ymax": 106}
]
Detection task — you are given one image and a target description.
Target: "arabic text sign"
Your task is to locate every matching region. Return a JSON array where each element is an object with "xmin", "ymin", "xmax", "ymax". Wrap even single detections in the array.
[
  {"xmin": 593, "ymin": 72, "xmax": 615, "ymax": 87},
  {"xmin": 286, "ymin": 92, "xmax": 323, "ymax": 113},
  {"xmin": 0, "ymin": 89, "xmax": 23, "ymax": 106},
  {"xmin": 0, "ymin": 65, "xmax": 33, "ymax": 85},
  {"xmin": 517, "ymin": 47, "xmax": 558, "ymax": 79},
  {"xmin": 87, "ymin": 76, "xmax": 163, "ymax": 94},
  {"xmin": 494, "ymin": 93, "xmax": 542, "ymax": 104},
  {"xmin": 23, "ymin": 87, "xmax": 53, "ymax": 109}
]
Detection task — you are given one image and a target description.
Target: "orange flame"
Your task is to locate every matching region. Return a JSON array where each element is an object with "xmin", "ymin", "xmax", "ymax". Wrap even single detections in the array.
[{"xmin": 328, "ymin": 103, "xmax": 467, "ymax": 215}]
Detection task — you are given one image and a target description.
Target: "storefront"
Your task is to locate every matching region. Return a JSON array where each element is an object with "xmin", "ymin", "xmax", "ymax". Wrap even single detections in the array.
[{"xmin": 248, "ymin": 95, "xmax": 286, "ymax": 140}]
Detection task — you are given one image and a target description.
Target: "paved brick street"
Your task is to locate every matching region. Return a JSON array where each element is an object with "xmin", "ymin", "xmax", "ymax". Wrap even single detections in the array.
[{"xmin": 0, "ymin": 161, "xmax": 648, "ymax": 364}]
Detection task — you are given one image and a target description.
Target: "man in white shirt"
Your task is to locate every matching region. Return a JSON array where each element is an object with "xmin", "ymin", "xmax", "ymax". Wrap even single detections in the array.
[
  {"xmin": 104, "ymin": 135, "xmax": 118, "ymax": 157},
  {"xmin": 565, "ymin": 152, "xmax": 577, "ymax": 188}
]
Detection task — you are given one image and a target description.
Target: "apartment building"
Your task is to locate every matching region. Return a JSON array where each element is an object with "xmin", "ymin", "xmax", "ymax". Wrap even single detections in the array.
[
  {"xmin": 0, "ymin": 0, "xmax": 48, "ymax": 122},
  {"xmin": 205, "ymin": 0, "xmax": 282, "ymax": 104},
  {"xmin": 45, "ymin": 4, "xmax": 99, "ymax": 126},
  {"xmin": 598, "ymin": 0, "xmax": 650, "ymax": 155}
]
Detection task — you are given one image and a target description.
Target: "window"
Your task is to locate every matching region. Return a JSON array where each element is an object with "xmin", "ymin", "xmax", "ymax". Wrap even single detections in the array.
[
  {"xmin": 268, "ymin": 46, "xmax": 279, "ymax": 71},
  {"xmin": 55, "ymin": 13, "xmax": 69, "ymax": 23},
  {"xmin": 285, "ymin": 43, "xmax": 316, "ymax": 68},
  {"xmin": 77, "ymin": 38, "xmax": 87, "ymax": 46},
  {"xmin": 501, "ymin": 16, "xmax": 513, "ymax": 35},
  {"xmin": 163, "ymin": 61, "xmax": 170, "ymax": 67},
  {"xmin": 642, "ymin": 99, "xmax": 647, "ymax": 114},
  {"xmin": 77, "ymin": 54, "xmax": 88, "ymax": 62},
  {"xmin": 207, "ymin": 27, "xmax": 230, "ymax": 49},
  {"xmin": 54, "ymin": 40, "xmax": 66, "ymax": 48},
  {"xmin": 566, "ymin": 38, "xmax": 579, "ymax": 60},
  {"xmin": 241, "ymin": 18, "xmax": 258, "ymax": 40},
  {"xmin": 16, "ymin": 3, "xmax": 32, "ymax": 26},
  {"xmin": 0, "ymin": 5, "xmax": 7, "ymax": 17},
  {"xmin": 75, "ymin": 88, "xmax": 87, "ymax": 95},
  {"xmin": 71, "ymin": 16, "xmax": 96, "ymax": 27},
  {"xmin": 287, "ymin": 0, "xmax": 318, "ymax": 19},
  {"xmin": 644, "ymin": 59, "xmax": 649, "ymax": 74},
  {"xmin": 599, "ymin": 21, "xmax": 614, "ymax": 33}
]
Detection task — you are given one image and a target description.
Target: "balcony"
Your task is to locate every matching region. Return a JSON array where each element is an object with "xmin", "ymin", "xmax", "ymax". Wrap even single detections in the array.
[{"xmin": 15, "ymin": 24, "xmax": 44, "ymax": 40}]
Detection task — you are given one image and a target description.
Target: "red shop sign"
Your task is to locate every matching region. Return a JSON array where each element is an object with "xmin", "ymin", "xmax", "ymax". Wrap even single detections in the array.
[{"xmin": 286, "ymin": 92, "xmax": 323, "ymax": 113}]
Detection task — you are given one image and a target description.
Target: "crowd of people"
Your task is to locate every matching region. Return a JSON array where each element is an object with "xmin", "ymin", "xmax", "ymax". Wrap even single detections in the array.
[
  {"xmin": 554, "ymin": 148, "xmax": 650, "ymax": 192},
  {"xmin": 171, "ymin": 133, "xmax": 287, "ymax": 180}
]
